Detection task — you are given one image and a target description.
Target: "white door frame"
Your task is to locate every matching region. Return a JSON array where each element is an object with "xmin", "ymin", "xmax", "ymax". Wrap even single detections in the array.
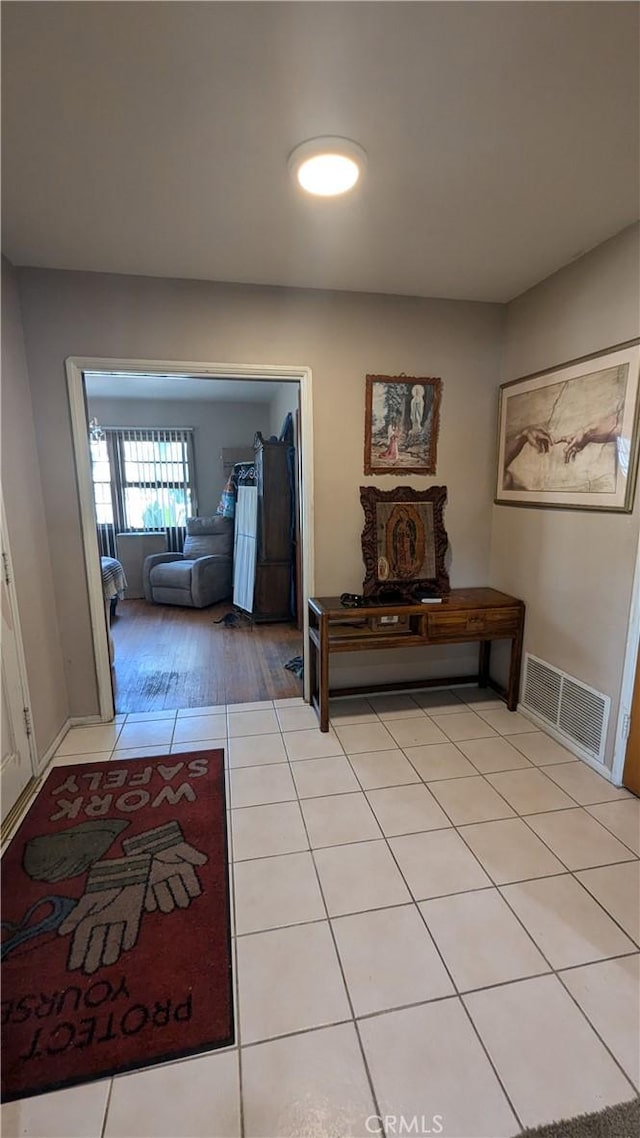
[
  {"xmin": 66, "ymin": 357, "xmax": 315, "ymax": 721},
  {"xmin": 612, "ymin": 533, "xmax": 640, "ymax": 785},
  {"xmin": 1, "ymin": 494, "xmax": 39, "ymax": 779}
]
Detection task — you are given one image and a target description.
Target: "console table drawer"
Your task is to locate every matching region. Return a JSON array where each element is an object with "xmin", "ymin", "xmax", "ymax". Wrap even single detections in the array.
[{"xmin": 426, "ymin": 608, "xmax": 521, "ymax": 639}]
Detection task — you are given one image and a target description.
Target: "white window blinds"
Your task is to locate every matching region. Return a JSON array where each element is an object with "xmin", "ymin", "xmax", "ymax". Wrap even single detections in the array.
[{"xmin": 91, "ymin": 428, "xmax": 197, "ymax": 532}]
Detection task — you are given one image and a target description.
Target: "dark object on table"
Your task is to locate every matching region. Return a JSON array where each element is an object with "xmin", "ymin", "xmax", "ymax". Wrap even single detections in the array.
[{"xmin": 340, "ymin": 590, "xmax": 415, "ymax": 608}]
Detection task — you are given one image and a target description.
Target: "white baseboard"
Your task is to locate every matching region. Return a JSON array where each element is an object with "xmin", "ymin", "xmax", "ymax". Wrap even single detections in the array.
[
  {"xmin": 37, "ymin": 719, "xmax": 72, "ymax": 775},
  {"xmin": 38, "ymin": 714, "xmax": 109, "ymax": 776},
  {"xmin": 517, "ymin": 704, "xmax": 614, "ymax": 782}
]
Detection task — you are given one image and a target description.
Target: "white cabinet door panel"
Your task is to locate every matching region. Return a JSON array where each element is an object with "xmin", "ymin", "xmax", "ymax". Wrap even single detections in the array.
[{"xmin": 233, "ymin": 486, "xmax": 258, "ymax": 613}]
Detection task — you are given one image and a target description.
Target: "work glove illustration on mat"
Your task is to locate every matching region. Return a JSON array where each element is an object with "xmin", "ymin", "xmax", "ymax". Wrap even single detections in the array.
[
  {"xmin": 57, "ymin": 822, "xmax": 208, "ymax": 974},
  {"xmin": 58, "ymin": 852, "xmax": 151, "ymax": 975},
  {"xmin": 123, "ymin": 821, "xmax": 208, "ymax": 914},
  {"xmin": 23, "ymin": 819, "xmax": 129, "ymax": 883}
]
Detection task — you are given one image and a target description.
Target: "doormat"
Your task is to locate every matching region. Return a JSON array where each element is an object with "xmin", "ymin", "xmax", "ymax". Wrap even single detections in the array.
[
  {"xmin": 520, "ymin": 1096, "xmax": 639, "ymax": 1138},
  {"xmin": 1, "ymin": 750, "xmax": 233, "ymax": 1103}
]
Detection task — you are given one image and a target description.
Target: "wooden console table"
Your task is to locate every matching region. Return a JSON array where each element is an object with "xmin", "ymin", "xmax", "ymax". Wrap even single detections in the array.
[{"xmin": 308, "ymin": 588, "xmax": 525, "ymax": 732}]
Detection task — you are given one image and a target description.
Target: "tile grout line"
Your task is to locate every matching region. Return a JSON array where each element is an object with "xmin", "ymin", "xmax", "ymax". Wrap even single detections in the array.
[
  {"xmin": 57, "ymin": 710, "xmax": 576, "ymax": 764},
  {"xmin": 13, "ymin": 696, "xmax": 639, "ymax": 1126},
  {"xmin": 223, "ymin": 760, "xmax": 246, "ymax": 1138},
  {"xmin": 236, "ymin": 778, "xmax": 615, "ymax": 819},
  {"xmin": 275, "ymin": 731, "xmax": 388, "ymax": 1137},
  {"xmin": 337, "ymin": 734, "xmax": 526, "ymax": 1133},
  {"xmin": 449, "ymin": 812, "xmax": 640, "ymax": 1100},
  {"xmin": 228, "ymin": 789, "xmax": 639, "ymax": 862},
  {"xmin": 515, "ymin": 795, "xmax": 639, "ymax": 873},
  {"xmin": 47, "ymin": 723, "xmax": 640, "ymax": 899},
  {"xmin": 506, "ymin": 811, "xmax": 640, "ymax": 949},
  {"xmin": 99, "ymin": 1074, "xmax": 115, "ymax": 1138},
  {"xmin": 225, "ymin": 710, "xmax": 637, "ymax": 1101},
  {"xmin": 284, "ymin": 715, "xmax": 640, "ymax": 1115},
  {"xmin": 553, "ymin": 968, "xmax": 639, "ymax": 1098},
  {"xmin": 355, "ymin": 761, "xmax": 533, "ymax": 1135},
  {"xmin": 582, "ymin": 804, "xmax": 640, "ymax": 858},
  {"xmin": 514, "ymin": 808, "xmax": 639, "ymax": 865},
  {"xmin": 451, "ymin": 788, "xmax": 640, "ymax": 970},
  {"xmin": 230, "ymin": 869, "xmax": 640, "ymax": 934},
  {"xmin": 457, "ymin": 998, "xmax": 525, "ymax": 1134},
  {"xmin": 87, "ymin": 952, "xmax": 640, "ymax": 1063},
  {"xmin": 226, "ymin": 702, "xmax": 613, "ymax": 790}
]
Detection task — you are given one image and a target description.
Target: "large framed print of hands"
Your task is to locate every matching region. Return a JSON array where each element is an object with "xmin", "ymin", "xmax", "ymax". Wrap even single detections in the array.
[{"xmin": 496, "ymin": 340, "xmax": 640, "ymax": 511}]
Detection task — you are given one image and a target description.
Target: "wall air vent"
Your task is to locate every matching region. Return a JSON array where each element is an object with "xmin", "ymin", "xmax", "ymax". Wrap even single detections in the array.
[{"xmin": 521, "ymin": 654, "xmax": 610, "ymax": 764}]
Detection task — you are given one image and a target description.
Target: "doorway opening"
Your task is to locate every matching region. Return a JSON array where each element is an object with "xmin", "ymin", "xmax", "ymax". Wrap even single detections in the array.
[
  {"xmin": 1, "ymin": 494, "xmax": 39, "ymax": 827},
  {"xmin": 613, "ymin": 529, "xmax": 640, "ymax": 793},
  {"xmin": 66, "ymin": 359, "xmax": 314, "ymax": 720}
]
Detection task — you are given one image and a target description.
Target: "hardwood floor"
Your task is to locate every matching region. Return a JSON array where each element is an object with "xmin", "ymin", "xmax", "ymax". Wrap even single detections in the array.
[{"xmin": 110, "ymin": 599, "xmax": 303, "ymax": 712}]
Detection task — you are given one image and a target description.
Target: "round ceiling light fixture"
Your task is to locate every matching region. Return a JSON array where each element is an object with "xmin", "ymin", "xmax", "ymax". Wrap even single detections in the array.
[{"xmin": 288, "ymin": 136, "xmax": 367, "ymax": 197}]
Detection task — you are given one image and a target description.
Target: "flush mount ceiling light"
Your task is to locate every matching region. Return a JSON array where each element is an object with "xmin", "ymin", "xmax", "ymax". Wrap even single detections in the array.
[{"xmin": 288, "ymin": 137, "xmax": 367, "ymax": 197}]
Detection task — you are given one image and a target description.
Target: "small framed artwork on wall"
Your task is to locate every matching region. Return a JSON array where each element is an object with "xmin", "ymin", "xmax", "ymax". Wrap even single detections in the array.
[
  {"xmin": 495, "ymin": 340, "xmax": 640, "ymax": 512},
  {"xmin": 364, "ymin": 374, "xmax": 442, "ymax": 475}
]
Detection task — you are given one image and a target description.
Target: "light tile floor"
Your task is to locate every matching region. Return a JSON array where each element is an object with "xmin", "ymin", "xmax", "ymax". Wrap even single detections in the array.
[{"xmin": 3, "ymin": 687, "xmax": 639, "ymax": 1138}]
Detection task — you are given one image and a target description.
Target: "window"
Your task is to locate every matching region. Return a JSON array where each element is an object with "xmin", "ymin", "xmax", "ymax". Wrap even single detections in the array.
[
  {"xmin": 90, "ymin": 427, "xmax": 196, "ymax": 532},
  {"xmin": 90, "ymin": 437, "xmax": 114, "ymax": 524}
]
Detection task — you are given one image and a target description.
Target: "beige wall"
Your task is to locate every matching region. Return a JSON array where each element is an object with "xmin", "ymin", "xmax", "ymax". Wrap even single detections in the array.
[
  {"xmin": 269, "ymin": 383, "xmax": 299, "ymax": 439},
  {"xmin": 9, "ymin": 232, "xmax": 638, "ymax": 736},
  {"xmin": 88, "ymin": 395, "xmax": 273, "ymax": 515},
  {"xmin": 17, "ymin": 268, "xmax": 503, "ymax": 715},
  {"xmin": 490, "ymin": 224, "xmax": 640, "ymax": 767},
  {"xmin": 1, "ymin": 258, "xmax": 68, "ymax": 758}
]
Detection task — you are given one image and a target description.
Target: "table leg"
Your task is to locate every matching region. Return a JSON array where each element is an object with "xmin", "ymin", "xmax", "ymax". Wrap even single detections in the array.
[
  {"xmin": 104, "ymin": 598, "xmax": 115, "ymax": 667},
  {"xmin": 479, "ymin": 640, "xmax": 491, "ymax": 688},
  {"xmin": 507, "ymin": 625, "xmax": 524, "ymax": 711},
  {"xmin": 319, "ymin": 616, "xmax": 330, "ymax": 732},
  {"xmin": 308, "ymin": 622, "xmax": 318, "ymax": 710}
]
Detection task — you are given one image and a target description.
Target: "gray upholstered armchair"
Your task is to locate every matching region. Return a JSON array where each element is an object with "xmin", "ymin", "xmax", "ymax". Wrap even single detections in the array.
[{"xmin": 143, "ymin": 516, "xmax": 233, "ymax": 608}]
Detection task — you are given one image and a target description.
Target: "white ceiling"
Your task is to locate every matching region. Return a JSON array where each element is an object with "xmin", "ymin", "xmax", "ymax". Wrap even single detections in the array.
[
  {"xmin": 2, "ymin": 2, "xmax": 638, "ymax": 303},
  {"xmin": 85, "ymin": 373, "xmax": 292, "ymax": 404}
]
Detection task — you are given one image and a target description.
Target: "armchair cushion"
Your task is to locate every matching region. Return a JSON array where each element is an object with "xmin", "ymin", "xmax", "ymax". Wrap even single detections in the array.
[
  {"xmin": 142, "ymin": 552, "xmax": 183, "ymax": 602},
  {"xmin": 143, "ymin": 516, "xmax": 233, "ymax": 608},
  {"xmin": 183, "ymin": 516, "xmax": 233, "ymax": 560}
]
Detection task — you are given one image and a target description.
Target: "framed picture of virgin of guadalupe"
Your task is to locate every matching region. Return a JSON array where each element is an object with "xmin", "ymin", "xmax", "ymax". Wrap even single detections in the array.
[{"xmin": 359, "ymin": 485, "xmax": 450, "ymax": 601}]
